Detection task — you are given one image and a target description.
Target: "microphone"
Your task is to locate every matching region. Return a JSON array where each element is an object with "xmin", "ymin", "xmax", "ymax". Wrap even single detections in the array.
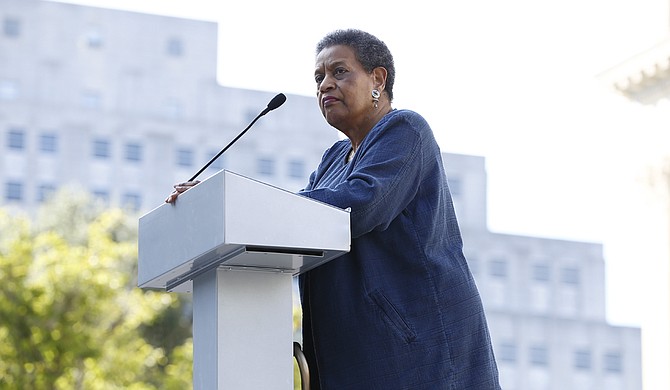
[
  {"xmin": 187, "ymin": 93, "xmax": 287, "ymax": 182},
  {"xmin": 260, "ymin": 92, "xmax": 287, "ymax": 115}
]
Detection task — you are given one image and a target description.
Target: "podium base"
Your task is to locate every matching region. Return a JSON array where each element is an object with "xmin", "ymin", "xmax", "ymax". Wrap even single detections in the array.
[{"xmin": 193, "ymin": 268, "xmax": 294, "ymax": 389}]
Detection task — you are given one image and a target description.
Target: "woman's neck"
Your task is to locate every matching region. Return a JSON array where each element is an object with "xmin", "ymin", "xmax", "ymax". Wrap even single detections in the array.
[{"xmin": 349, "ymin": 104, "xmax": 393, "ymax": 151}]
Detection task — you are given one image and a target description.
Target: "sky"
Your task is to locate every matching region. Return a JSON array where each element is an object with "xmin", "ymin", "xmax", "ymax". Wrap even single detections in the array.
[{"xmin": 53, "ymin": 0, "xmax": 670, "ymax": 387}]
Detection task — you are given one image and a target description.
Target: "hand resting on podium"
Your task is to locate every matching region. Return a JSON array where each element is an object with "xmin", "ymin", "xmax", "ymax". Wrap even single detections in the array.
[{"xmin": 164, "ymin": 180, "xmax": 200, "ymax": 204}]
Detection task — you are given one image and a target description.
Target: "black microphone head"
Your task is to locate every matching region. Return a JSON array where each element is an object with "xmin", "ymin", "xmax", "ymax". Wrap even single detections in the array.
[{"xmin": 267, "ymin": 93, "xmax": 287, "ymax": 111}]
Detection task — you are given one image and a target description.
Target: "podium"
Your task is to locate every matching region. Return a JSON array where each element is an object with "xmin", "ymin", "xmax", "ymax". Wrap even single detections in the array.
[{"xmin": 138, "ymin": 170, "xmax": 350, "ymax": 389}]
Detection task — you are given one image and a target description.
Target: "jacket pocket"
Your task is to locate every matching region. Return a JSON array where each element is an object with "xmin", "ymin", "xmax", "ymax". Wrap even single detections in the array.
[{"xmin": 369, "ymin": 290, "xmax": 417, "ymax": 343}]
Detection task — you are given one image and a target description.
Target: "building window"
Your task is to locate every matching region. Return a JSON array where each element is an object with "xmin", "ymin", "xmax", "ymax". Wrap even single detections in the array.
[
  {"xmin": 498, "ymin": 342, "xmax": 517, "ymax": 363},
  {"xmin": 177, "ymin": 148, "xmax": 194, "ymax": 167},
  {"xmin": 448, "ymin": 177, "xmax": 462, "ymax": 197},
  {"xmin": 37, "ymin": 184, "xmax": 56, "ymax": 202},
  {"xmin": 0, "ymin": 80, "xmax": 19, "ymax": 100},
  {"xmin": 163, "ymin": 98, "xmax": 183, "ymax": 119},
  {"xmin": 7, "ymin": 128, "xmax": 25, "ymax": 150},
  {"xmin": 604, "ymin": 352, "xmax": 622, "ymax": 373},
  {"xmin": 532, "ymin": 264, "xmax": 551, "ymax": 282},
  {"xmin": 561, "ymin": 267, "xmax": 580, "ymax": 286},
  {"xmin": 467, "ymin": 256, "xmax": 479, "ymax": 275},
  {"xmin": 574, "ymin": 349, "xmax": 591, "ymax": 370},
  {"xmin": 80, "ymin": 90, "xmax": 102, "ymax": 109},
  {"xmin": 85, "ymin": 29, "xmax": 103, "ymax": 49},
  {"xmin": 125, "ymin": 142, "xmax": 142, "ymax": 162},
  {"xmin": 92, "ymin": 189, "xmax": 110, "ymax": 205},
  {"xmin": 245, "ymin": 109, "xmax": 258, "ymax": 124},
  {"xmin": 39, "ymin": 133, "xmax": 58, "ymax": 153},
  {"xmin": 93, "ymin": 138, "xmax": 111, "ymax": 158},
  {"xmin": 489, "ymin": 259, "xmax": 508, "ymax": 278},
  {"xmin": 122, "ymin": 192, "xmax": 142, "ymax": 211},
  {"xmin": 288, "ymin": 159, "xmax": 305, "ymax": 179},
  {"xmin": 166, "ymin": 37, "xmax": 183, "ymax": 57},
  {"xmin": 257, "ymin": 157, "xmax": 275, "ymax": 176},
  {"xmin": 5, "ymin": 181, "xmax": 23, "ymax": 201},
  {"xmin": 3, "ymin": 17, "xmax": 20, "ymax": 38},
  {"xmin": 529, "ymin": 345, "xmax": 548, "ymax": 366},
  {"xmin": 207, "ymin": 150, "xmax": 224, "ymax": 171}
]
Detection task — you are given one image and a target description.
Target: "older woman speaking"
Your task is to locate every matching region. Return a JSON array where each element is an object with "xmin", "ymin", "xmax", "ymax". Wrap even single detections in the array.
[{"xmin": 297, "ymin": 29, "xmax": 501, "ymax": 389}]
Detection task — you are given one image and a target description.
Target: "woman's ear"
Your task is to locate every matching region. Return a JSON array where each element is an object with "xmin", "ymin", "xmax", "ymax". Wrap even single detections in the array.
[{"xmin": 372, "ymin": 67, "xmax": 388, "ymax": 91}]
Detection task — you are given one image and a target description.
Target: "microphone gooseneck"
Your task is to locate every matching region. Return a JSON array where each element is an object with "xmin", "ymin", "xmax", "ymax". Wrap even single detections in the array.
[{"xmin": 187, "ymin": 93, "xmax": 287, "ymax": 182}]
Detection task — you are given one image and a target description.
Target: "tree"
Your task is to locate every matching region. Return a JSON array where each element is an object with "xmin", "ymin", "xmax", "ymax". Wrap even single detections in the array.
[{"xmin": 0, "ymin": 191, "xmax": 192, "ymax": 389}]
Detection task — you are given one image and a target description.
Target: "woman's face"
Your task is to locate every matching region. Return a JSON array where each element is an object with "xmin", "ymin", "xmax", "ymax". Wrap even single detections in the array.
[{"xmin": 314, "ymin": 45, "xmax": 375, "ymax": 133}]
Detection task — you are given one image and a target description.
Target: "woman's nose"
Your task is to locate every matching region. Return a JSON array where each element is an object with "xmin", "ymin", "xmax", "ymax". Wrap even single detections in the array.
[{"xmin": 318, "ymin": 75, "xmax": 335, "ymax": 93}]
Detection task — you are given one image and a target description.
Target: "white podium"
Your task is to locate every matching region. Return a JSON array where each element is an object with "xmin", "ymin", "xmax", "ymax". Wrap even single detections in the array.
[{"xmin": 138, "ymin": 170, "xmax": 350, "ymax": 389}]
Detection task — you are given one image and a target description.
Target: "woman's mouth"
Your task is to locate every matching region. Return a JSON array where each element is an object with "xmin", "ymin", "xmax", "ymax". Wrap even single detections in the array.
[{"xmin": 322, "ymin": 96, "xmax": 339, "ymax": 107}]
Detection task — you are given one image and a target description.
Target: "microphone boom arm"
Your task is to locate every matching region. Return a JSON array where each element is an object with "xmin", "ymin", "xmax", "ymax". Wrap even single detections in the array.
[{"xmin": 187, "ymin": 93, "xmax": 286, "ymax": 182}]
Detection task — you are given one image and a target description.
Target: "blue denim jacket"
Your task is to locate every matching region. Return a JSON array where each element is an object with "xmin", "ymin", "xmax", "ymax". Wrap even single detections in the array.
[{"xmin": 299, "ymin": 109, "xmax": 501, "ymax": 389}]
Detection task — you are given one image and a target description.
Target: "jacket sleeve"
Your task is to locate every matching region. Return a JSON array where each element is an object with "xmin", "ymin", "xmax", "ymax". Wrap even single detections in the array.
[{"xmin": 300, "ymin": 113, "xmax": 428, "ymax": 238}]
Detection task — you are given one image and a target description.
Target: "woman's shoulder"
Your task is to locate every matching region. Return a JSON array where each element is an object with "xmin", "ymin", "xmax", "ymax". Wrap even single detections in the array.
[
  {"xmin": 378, "ymin": 109, "xmax": 432, "ymax": 138},
  {"xmin": 389, "ymin": 108, "xmax": 423, "ymax": 118},
  {"xmin": 384, "ymin": 109, "xmax": 429, "ymax": 127}
]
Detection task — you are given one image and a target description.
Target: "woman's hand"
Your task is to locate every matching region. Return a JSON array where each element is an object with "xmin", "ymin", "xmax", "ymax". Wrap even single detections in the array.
[{"xmin": 165, "ymin": 181, "xmax": 201, "ymax": 203}]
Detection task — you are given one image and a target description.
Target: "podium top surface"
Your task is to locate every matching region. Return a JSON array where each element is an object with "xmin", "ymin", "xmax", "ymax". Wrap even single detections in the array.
[{"xmin": 138, "ymin": 170, "xmax": 350, "ymax": 292}]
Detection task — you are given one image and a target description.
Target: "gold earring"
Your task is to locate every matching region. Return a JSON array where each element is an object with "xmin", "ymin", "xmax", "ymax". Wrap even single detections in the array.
[{"xmin": 372, "ymin": 89, "xmax": 380, "ymax": 108}]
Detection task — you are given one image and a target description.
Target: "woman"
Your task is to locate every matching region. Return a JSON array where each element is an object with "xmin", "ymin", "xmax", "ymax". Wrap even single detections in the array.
[{"xmin": 297, "ymin": 29, "xmax": 500, "ymax": 389}]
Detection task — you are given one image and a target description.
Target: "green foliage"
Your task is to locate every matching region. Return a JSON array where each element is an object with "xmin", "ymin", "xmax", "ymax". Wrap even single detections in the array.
[
  {"xmin": 0, "ymin": 192, "xmax": 193, "ymax": 389},
  {"xmin": 0, "ymin": 189, "xmax": 308, "ymax": 388}
]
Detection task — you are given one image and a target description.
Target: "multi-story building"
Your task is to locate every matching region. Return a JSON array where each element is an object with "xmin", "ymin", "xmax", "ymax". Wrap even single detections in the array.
[
  {"xmin": 0, "ymin": 1, "xmax": 642, "ymax": 389},
  {"xmin": 446, "ymin": 153, "xmax": 641, "ymax": 390},
  {"xmin": 598, "ymin": 5, "xmax": 670, "ymax": 389},
  {"xmin": 0, "ymin": 0, "xmax": 338, "ymax": 214}
]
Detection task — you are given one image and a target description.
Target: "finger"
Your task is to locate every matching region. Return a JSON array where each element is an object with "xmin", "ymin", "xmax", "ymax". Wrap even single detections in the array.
[
  {"xmin": 165, "ymin": 191, "xmax": 179, "ymax": 203},
  {"xmin": 174, "ymin": 180, "xmax": 200, "ymax": 188}
]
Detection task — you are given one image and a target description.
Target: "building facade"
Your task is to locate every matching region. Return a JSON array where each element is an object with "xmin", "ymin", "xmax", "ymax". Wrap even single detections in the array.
[
  {"xmin": 0, "ymin": 0, "xmax": 338, "ymax": 214},
  {"xmin": 0, "ymin": 1, "xmax": 642, "ymax": 389},
  {"xmin": 446, "ymin": 153, "xmax": 641, "ymax": 390},
  {"xmin": 598, "ymin": 5, "xmax": 670, "ymax": 389}
]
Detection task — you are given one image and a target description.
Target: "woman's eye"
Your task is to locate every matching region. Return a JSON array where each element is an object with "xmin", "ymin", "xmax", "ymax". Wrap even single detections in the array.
[{"xmin": 315, "ymin": 74, "xmax": 324, "ymax": 83}]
